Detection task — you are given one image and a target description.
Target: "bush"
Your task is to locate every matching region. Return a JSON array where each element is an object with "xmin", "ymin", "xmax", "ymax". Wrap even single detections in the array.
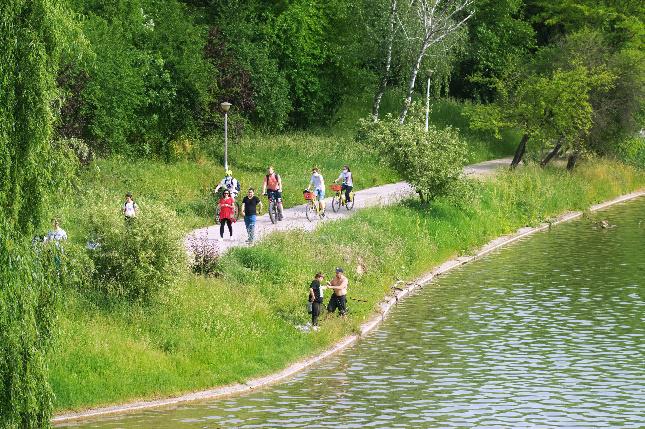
[
  {"xmin": 0, "ymin": 225, "xmax": 60, "ymax": 428},
  {"xmin": 357, "ymin": 106, "xmax": 468, "ymax": 201},
  {"xmin": 616, "ymin": 136, "xmax": 645, "ymax": 169},
  {"xmin": 87, "ymin": 203, "xmax": 186, "ymax": 301}
]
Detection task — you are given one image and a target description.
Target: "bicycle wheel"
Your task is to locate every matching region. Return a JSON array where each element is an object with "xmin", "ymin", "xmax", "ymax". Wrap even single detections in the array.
[
  {"xmin": 331, "ymin": 194, "xmax": 340, "ymax": 212},
  {"xmin": 346, "ymin": 193, "xmax": 355, "ymax": 210},
  {"xmin": 305, "ymin": 202, "xmax": 315, "ymax": 222},
  {"xmin": 268, "ymin": 200, "xmax": 276, "ymax": 224}
]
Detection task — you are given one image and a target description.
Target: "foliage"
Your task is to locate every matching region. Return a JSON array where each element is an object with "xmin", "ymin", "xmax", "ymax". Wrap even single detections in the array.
[
  {"xmin": 0, "ymin": 225, "xmax": 62, "ymax": 428},
  {"xmin": 0, "ymin": 0, "xmax": 78, "ymax": 234},
  {"xmin": 357, "ymin": 106, "xmax": 468, "ymax": 200},
  {"xmin": 48, "ymin": 159, "xmax": 643, "ymax": 411},
  {"xmin": 86, "ymin": 203, "xmax": 186, "ymax": 301},
  {"xmin": 616, "ymin": 136, "xmax": 645, "ymax": 168},
  {"xmin": 465, "ymin": 64, "xmax": 615, "ymax": 159}
]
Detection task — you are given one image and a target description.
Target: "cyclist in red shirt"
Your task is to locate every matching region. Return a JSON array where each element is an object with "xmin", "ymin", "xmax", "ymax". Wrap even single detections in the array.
[{"xmin": 262, "ymin": 166, "xmax": 284, "ymax": 221}]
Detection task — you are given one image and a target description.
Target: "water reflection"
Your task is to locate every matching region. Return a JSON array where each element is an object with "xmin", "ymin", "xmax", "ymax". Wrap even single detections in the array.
[{"xmin": 60, "ymin": 199, "xmax": 645, "ymax": 428}]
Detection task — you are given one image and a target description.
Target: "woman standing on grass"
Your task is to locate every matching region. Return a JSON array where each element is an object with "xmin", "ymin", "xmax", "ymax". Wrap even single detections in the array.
[{"xmin": 218, "ymin": 190, "xmax": 235, "ymax": 241}]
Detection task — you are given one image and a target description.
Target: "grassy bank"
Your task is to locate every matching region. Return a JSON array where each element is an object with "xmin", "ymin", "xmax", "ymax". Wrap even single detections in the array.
[
  {"xmin": 50, "ymin": 160, "xmax": 643, "ymax": 411},
  {"xmin": 53, "ymin": 97, "xmax": 516, "ymax": 241}
]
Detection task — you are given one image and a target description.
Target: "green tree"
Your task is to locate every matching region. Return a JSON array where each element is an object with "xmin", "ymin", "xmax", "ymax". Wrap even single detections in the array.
[
  {"xmin": 357, "ymin": 106, "xmax": 468, "ymax": 201},
  {"xmin": 465, "ymin": 65, "xmax": 615, "ymax": 168},
  {"xmin": 0, "ymin": 226, "xmax": 61, "ymax": 428}
]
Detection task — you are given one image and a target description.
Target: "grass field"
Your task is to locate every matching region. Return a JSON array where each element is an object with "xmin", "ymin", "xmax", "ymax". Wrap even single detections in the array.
[
  {"xmin": 50, "ymin": 159, "xmax": 643, "ymax": 411},
  {"xmin": 52, "ymin": 96, "xmax": 517, "ymax": 244}
]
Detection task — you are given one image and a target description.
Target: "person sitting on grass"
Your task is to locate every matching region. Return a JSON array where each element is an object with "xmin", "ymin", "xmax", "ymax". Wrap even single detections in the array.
[
  {"xmin": 123, "ymin": 192, "xmax": 138, "ymax": 220},
  {"xmin": 218, "ymin": 189, "xmax": 236, "ymax": 241}
]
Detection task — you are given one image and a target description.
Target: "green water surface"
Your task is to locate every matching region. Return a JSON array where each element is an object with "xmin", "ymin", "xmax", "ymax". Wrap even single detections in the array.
[{"xmin": 60, "ymin": 199, "xmax": 645, "ymax": 428}]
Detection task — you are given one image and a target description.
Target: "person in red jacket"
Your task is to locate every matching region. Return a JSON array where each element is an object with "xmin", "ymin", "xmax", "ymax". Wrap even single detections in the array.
[{"xmin": 218, "ymin": 190, "xmax": 236, "ymax": 241}]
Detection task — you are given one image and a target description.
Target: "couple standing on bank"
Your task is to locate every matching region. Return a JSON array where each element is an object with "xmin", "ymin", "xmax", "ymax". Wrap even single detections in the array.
[{"xmin": 308, "ymin": 267, "xmax": 348, "ymax": 328}]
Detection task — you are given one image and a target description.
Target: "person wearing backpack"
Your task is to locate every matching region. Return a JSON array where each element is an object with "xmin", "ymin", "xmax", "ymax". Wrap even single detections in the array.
[
  {"xmin": 214, "ymin": 169, "xmax": 240, "ymax": 199},
  {"xmin": 123, "ymin": 192, "xmax": 138, "ymax": 220},
  {"xmin": 262, "ymin": 166, "xmax": 284, "ymax": 221}
]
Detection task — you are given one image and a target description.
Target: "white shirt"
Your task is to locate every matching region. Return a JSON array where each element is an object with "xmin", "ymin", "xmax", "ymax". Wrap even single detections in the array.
[
  {"xmin": 310, "ymin": 173, "xmax": 325, "ymax": 190},
  {"xmin": 47, "ymin": 227, "xmax": 67, "ymax": 242},
  {"xmin": 219, "ymin": 176, "xmax": 239, "ymax": 195},
  {"xmin": 124, "ymin": 201, "xmax": 138, "ymax": 217},
  {"xmin": 338, "ymin": 171, "xmax": 353, "ymax": 186}
]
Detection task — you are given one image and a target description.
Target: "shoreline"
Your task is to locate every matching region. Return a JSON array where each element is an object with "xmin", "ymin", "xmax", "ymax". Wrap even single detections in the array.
[{"xmin": 53, "ymin": 189, "xmax": 644, "ymax": 424}]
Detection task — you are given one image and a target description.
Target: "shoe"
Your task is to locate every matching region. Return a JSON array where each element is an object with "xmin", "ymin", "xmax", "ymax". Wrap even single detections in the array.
[
  {"xmin": 321, "ymin": 211, "xmax": 326, "ymax": 218},
  {"xmin": 312, "ymin": 326, "xmax": 320, "ymax": 331},
  {"xmin": 218, "ymin": 237, "xmax": 223, "ymax": 242}
]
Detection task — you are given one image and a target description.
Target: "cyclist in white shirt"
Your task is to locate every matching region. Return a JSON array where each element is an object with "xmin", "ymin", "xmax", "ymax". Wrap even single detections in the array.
[
  {"xmin": 307, "ymin": 167, "xmax": 326, "ymax": 216},
  {"xmin": 214, "ymin": 169, "xmax": 240, "ymax": 199},
  {"xmin": 334, "ymin": 165, "xmax": 353, "ymax": 203}
]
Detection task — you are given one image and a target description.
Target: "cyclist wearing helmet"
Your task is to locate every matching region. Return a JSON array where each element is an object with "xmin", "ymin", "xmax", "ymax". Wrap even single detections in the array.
[
  {"xmin": 214, "ymin": 169, "xmax": 240, "ymax": 199},
  {"xmin": 262, "ymin": 166, "xmax": 284, "ymax": 221}
]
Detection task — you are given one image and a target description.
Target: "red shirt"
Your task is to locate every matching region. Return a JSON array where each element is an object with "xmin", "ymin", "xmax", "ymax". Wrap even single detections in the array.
[{"xmin": 219, "ymin": 197, "xmax": 236, "ymax": 221}]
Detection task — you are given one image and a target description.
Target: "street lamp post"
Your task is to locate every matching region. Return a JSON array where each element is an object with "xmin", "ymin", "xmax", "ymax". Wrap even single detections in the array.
[{"xmin": 220, "ymin": 102, "xmax": 232, "ymax": 171}]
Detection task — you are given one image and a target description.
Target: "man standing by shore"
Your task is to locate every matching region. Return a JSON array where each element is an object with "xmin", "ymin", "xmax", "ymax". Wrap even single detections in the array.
[{"xmin": 327, "ymin": 267, "xmax": 348, "ymax": 316}]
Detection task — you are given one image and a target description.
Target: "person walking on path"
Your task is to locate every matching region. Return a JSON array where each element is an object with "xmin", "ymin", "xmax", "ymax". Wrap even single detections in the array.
[
  {"xmin": 123, "ymin": 192, "xmax": 138, "ymax": 220},
  {"xmin": 327, "ymin": 267, "xmax": 348, "ymax": 316},
  {"xmin": 218, "ymin": 189, "xmax": 236, "ymax": 241},
  {"xmin": 307, "ymin": 167, "xmax": 326, "ymax": 216},
  {"xmin": 309, "ymin": 272, "xmax": 325, "ymax": 328},
  {"xmin": 241, "ymin": 188, "xmax": 262, "ymax": 243},
  {"xmin": 334, "ymin": 165, "xmax": 353, "ymax": 203},
  {"xmin": 262, "ymin": 166, "xmax": 284, "ymax": 221}
]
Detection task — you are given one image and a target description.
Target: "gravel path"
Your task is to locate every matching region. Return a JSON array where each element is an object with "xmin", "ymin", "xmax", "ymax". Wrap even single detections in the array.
[{"xmin": 185, "ymin": 157, "xmax": 512, "ymax": 254}]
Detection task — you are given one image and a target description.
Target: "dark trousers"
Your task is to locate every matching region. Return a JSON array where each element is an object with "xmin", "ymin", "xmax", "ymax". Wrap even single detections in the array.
[
  {"xmin": 327, "ymin": 294, "xmax": 347, "ymax": 315},
  {"xmin": 220, "ymin": 218, "xmax": 233, "ymax": 237},
  {"xmin": 311, "ymin": 301, "xmax": 321, "ymax": 326},
  {"xmin": 342, "ymin": 184, "xmax": 353, "ymax": 202}
]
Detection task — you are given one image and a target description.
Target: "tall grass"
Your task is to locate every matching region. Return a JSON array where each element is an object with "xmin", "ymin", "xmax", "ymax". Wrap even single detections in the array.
[{"xmin": 49, "ymin": 159, "xmax": 643, "ymax": 411}]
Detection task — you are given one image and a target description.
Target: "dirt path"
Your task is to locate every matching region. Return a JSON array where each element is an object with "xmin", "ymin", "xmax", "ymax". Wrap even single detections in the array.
[{"xmin": 185, "ymin": 157, "xmax": 512, "ymax": 254}]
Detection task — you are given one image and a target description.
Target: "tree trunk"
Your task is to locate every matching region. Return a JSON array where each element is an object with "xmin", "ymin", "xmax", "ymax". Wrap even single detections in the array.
[
  {"xmin": 540, "ymin": 141, "xmax": 562, "ymax": 167},
  {"xmin": 566, "ymin": 152, "xmax": 579, "ymax": 171},
  {"xmin": 510, "ymin": 134, "xmax": 529, "ymax": 169},
  {"xmin": 400, "ymin": 40, "xmax": 429, "ymax": 124},
  {"xmin": 372, "ymin": 0, "xmax": 397, "ymax": 121}
]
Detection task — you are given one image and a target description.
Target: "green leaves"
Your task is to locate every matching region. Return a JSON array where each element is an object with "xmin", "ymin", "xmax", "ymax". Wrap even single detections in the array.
[{"xmin": 358, "ymin": 107, "xmax": 468, "ymax": 201}]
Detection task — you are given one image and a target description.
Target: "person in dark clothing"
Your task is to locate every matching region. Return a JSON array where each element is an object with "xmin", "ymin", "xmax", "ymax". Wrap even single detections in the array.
[
  {"xmin": 309, "ymin": 272, "xmax": 325, "ymax": 327},
  {"xmin": 241, "ymin": 188, "xmax": 262, "ymax": 243}
]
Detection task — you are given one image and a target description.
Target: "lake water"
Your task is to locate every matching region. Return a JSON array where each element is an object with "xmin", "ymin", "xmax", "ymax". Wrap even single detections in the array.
[{"xmin": 59, "ymin": 198, "xmax": 645, "ymax": 428}]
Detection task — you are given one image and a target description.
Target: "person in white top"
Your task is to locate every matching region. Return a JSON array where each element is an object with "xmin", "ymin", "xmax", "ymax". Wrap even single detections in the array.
[
  {"xmin": 334, "ymin": 165, "xmax": 353, "ymax": 203},
  {"xmin": 123, "ymin": 192, "xmax": 138, "ymax": 219},
  {"xmin": 214, "ymin": 169, "xmax": 240, "ymax": 199},
  {"xmin": 45, "ymin": 219, "xmax": 68, "ymax": 244},
  {"xmin": 307, "ymin": 167, "xmax": 326, "ymax": 216}
]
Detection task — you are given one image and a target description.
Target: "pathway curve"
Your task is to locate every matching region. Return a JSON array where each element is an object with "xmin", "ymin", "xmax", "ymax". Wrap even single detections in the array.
[{"xmin": 185, "ymin": 158, "xmax": 512, "ymax": 254}]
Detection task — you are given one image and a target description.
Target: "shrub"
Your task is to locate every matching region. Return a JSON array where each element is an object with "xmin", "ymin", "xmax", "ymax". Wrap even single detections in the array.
[
  {"xmin": 0, "ymin": 225, "xmax": 60, "ymax": 428},
  {"xmin": 87, "ymin": 203, "xmax": 186, "ymax": 301},
  {"xmin": 357, "ymin": 107, "xmax": 468, "ymax": 201}
]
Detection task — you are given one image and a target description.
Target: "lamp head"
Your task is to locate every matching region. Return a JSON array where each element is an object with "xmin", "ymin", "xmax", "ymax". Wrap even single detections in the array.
[{"xmin": 220, "ymin": 102, "xmax": 232, "ymax": 113}]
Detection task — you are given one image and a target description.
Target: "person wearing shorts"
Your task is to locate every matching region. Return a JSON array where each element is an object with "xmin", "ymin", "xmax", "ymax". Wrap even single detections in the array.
[
  {"xmin": 262, "ymin": 166, "xmax": 284, "ymax": 221},
  {"xmin": 307, "ymin": 167, "xmax": 326, "ymax": 216}
]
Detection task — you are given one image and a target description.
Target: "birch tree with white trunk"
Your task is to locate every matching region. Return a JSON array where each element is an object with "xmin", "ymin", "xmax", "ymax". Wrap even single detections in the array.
[{"xmin": 398, "ymin": 0, "xmax": 474, "ymax": 124}]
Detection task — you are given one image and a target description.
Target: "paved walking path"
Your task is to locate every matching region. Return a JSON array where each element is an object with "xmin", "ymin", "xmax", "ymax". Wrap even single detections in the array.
[{"xmin": 185, "ymin": 158, "xmax": 512, "ymax": 254}]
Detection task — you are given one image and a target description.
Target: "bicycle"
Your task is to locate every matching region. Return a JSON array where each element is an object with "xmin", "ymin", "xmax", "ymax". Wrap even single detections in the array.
[
  {"xmin": 330, "ymin": 184, "xmax": 355, "ymax": 212},
  {"xmin": 213, "ymin": 189, "xmax": 241, "ymax": 224},
  {"xmin": 265, "ymin": 192, "xmax": 282, "ymax": 224},
  {"xmin": 304, "ymin": 189, "xmax": 324, "ymax": 221}
]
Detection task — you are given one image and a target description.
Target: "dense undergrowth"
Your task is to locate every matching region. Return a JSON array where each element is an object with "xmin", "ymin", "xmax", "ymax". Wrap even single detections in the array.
[{"xmin": 50, "ymin": 160, "xmax": 643, "ymax": 411}]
